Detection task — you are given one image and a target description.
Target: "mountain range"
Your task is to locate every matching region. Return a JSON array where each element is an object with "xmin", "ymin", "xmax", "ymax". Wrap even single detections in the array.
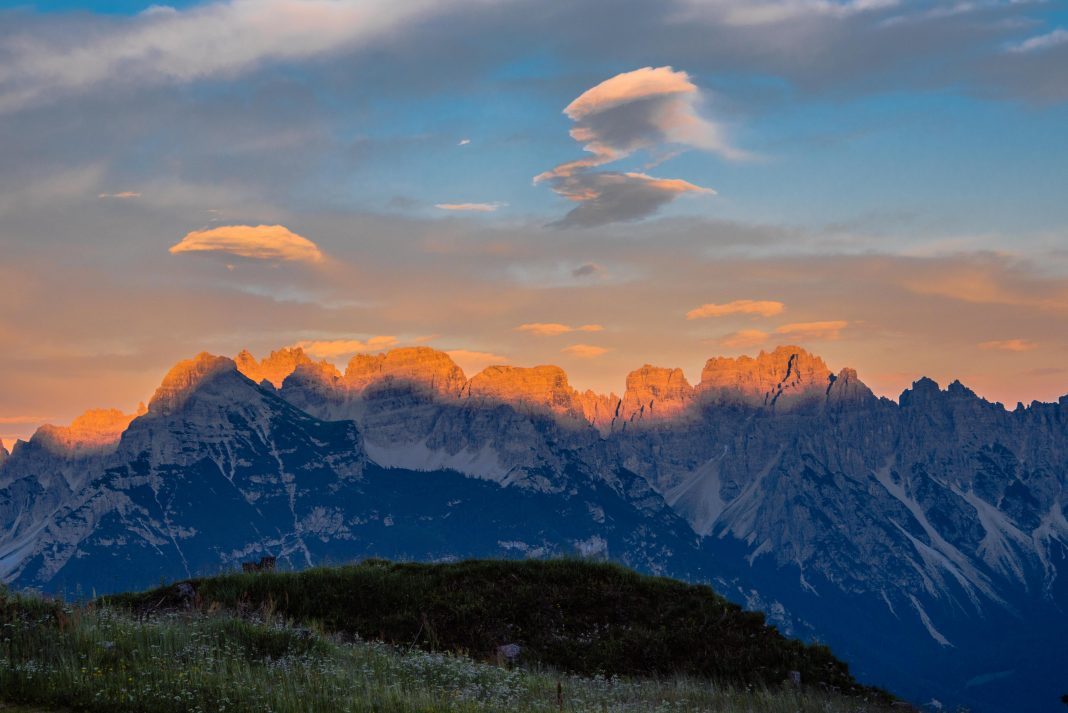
[{"xmin": 1, "ymin": 344, "xmax": 1065, "ymax": 712}]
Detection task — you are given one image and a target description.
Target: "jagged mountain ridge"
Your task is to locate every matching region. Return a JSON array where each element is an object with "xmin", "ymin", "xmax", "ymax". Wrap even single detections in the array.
[{"xmin": 1, "ymin": 344, "xmax": 1066, "ymax": 712}]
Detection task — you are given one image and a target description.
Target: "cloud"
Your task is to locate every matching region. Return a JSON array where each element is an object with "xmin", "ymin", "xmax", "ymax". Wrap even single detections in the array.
[
  {"xmin": 688, "ymin": 0, "xmax": 898, "ymax": 27},
  {"xmin": 458, "ymin": 138, "xmax": 471, "ymax": 146},
  {"xmin": 687, "ymin": 299, "xmax": 784, "ymax": 319},
  {"xmin": 536, "ymin": 66, "xmax": 734, "ymax": 227},
  {"xmin": 0, "ymin": 415, "xmax": 55, "ymax": 424},
  {"xmin": 170, "ymin": 224, "xmax": 323, "ymax": 263},
  {"xmin": 516, "ymin": 323, "xmax": 605, "ymax": 336},
  {"xmin": 292, "ymin": 336, "xmax": 399, "ymax": 358},
  {"xmin": 434, "ymin": 202, "xmax": 505, "ymax": 212},
  {"xmin": 979, "ymin": 339, "xmax": 1038, "ymax": 352},
  {"xmin": 774, "ymin": 320, "xmax": 848, "ymax": 340},
  {"xmin": 571, "ymin": 263, "xmax": 603, "ymax": 278},
  {"xmin": 562, "ymin": 343, "xmax": 609, "ymax": 358},
  {"xmin": 719, "ymin": 328, "xmax": 770, "ymax": 348},
  {"xmin": 445, "ymin": 349, "xmax": 509, "ymax": 374},
  {"xmin": 1007, "ymin": 28, "xmax": 1068, "ymax": 54},
  {"xmin": 547, "ymin": 172, "xmax": 714, "ymax": 228},
  {"xmin": 98, "ymin": 191, "xmax": 141, "ymax": 199},
  {"xmin": 0, "ymin": 0, "xmax": 452, "ymax": 113}
]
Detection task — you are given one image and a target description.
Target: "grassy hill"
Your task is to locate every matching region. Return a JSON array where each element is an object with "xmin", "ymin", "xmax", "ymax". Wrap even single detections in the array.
[{"xmin": 1, "ymin": 559, "xmax": 901, "ymax": 712}]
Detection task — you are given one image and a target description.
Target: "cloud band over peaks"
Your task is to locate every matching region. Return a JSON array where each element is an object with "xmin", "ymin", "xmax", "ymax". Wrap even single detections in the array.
[{"xmin": 170, "ymin": 224, "xmax": 323, "ymax": 263}]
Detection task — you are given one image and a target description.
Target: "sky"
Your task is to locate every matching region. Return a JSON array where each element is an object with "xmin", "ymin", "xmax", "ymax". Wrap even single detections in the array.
[{"xmin": 1, "ymin": 0, "xmax": 1067, "ymax": 444}]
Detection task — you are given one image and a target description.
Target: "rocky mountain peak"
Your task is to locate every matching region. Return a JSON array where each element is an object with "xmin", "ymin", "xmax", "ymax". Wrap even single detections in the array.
[
  {"xmin": 696, "ymin": 345, "xmax": 832, "ymax": 410},
  {"xmin": 466, "ymin": 364, "xmax": 584, "ymax": 418},
  {"xmin": 148, "ymin": 353, "xmax": 238, "ymax": 415},
  {"xmin": 899, "ymin": 376, "xmax": 942, "ymax": 407},
  {"xmin": 617, "ymin": 365, "xmax": 694, "ymax": 424},
  {"xmin": 826, "ymin": 367, "xmax": 876, "ymax": 407},
  {"xmin": 0, "ymin": 438, "xmax": 8, "ymax": 464},
  {"xmin": 30, "ymin": 403, "xmax": 148, "ymax": 456},
  {"xmin": 235, "ymin": 347, "xmax": 314, "ymax": 388},
  {"xmin": 344, "ymin": 347, "xmax": 467, "ymax": 397}
]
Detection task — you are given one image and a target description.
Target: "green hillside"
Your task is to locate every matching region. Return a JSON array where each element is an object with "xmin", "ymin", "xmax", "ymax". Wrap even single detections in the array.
[{"xmin": 0, "ymin": 559, "xmax": 902, "ymax": 712}]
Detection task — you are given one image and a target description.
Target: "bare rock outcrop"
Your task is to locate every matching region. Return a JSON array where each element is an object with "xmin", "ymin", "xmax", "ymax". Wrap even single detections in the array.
[
  {"xmin": 345, "ymin": 347, "xmax": 467, "ymax": 398},
  {"xmin": 149, "ymin": 353, "xmax": 236, "ymax": 416},
  {"xmin": 31, "ymin": 404, "xmax": 147, "ymax": 456},
  {"xmin": 696, "ymin": 345, "xmax": 832, "ymax": 411},
  {"xmin": 614, "ymin": 365, "xmax": 695, "ymax": 427},
  {"xmin": 235, "ymin": 348, "xmax": 315, "ymax": 388}
]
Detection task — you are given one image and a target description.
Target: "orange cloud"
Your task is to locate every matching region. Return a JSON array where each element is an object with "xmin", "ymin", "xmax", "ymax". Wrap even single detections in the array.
[
  {"xmin": 720, "ymin": 329, "xmax": 770, "ymax": 348},
  {"xmin": 170, "ymin": 224, "xmax": 323, "ymax": 263},
  {"xmin": 687, "ymin": 299, "xmax": 784, "ymax": 319},
  {"xmin": 562, "ymin": 344, "xmax": 609, "ymax": 358},
  {"xmin": 97, "ymin": 191, "xmax": 141, "ymax": 199},
  {"xmin": 564, "ymin": 66, "xmax": 698, "ymax": 119},
  {"xmin": 293, "ymin": 336, "xmax": 398, "ymax": 358},
  {"xmin": 775, "ymin": 320, "xmax": 848, "ymax": 340},
  {"xmin": 434, "ymin": 202, "xmax": 505, "ymax": 212},
  {"xmin": 446, "ymin": 349, "xmax": 510, "ymax": 374},
  {"xmin": 979, "ymin": 339, "xmax": 1038, "ymax": 352},
  {"xmin": 516, "ymin": 323, "xmax": 605, "ymax": 336},
  {"xmin": 0, "ymin": 415, "xmax": 55, "ymax": 424}
]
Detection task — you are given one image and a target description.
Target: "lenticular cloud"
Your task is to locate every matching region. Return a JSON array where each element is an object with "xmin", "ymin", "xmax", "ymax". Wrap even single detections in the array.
[
  {"xmin": 170, "ymin": 224, "xmax": 323, "ymax": 263},
  {"xmin": 536, "ymin": 66, "xmax": 742, "ymax": 228}
]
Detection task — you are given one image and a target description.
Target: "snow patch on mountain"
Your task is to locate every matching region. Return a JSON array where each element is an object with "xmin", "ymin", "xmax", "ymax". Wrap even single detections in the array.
[
  {"xmin": 909, "ymin": 594, "xmax": 953, "ymax": 647},
  {"xmin": 363, "ymin": 440, "xmax": 511, "ymax": 482}
]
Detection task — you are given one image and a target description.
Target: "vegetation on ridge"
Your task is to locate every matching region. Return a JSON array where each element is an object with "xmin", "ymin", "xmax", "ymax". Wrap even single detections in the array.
[
  {"xmin": 105, "ymin": 559, "xmax": 887, "ymax": 696},
  {"xmin": 0, "ymin": 559, "xmax": 900, "ymax": 712}
]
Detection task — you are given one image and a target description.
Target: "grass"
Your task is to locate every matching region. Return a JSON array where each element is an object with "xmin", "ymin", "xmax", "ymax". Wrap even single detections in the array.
[
  {"xmin": 104, "ymin": 558, "xmax": 884, "ymax": 699},
  {"xmin": 1, "ymin": 586, "xmax": 898, "ymax": 713}
]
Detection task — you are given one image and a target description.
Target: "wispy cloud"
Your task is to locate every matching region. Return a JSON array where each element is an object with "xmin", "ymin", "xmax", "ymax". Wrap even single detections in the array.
[
  {"xmin": 0, "ymin": 0, "xmax": 451, "ymax": 112},
  {"xmin": 293, "ymin": 336, "xmax": 398, "ymax": 358},
  {"xmin": 1007, "ymin": 28, "xmax": 1068, "ymax": 54},
  {"xmin": 689, "ymin": 0, "xmax": 899, "ymax": 27},
  {"xmin": 170, "ymin": 224, "xmax": 323, "ymax": 263},
  {"xmin": 775, "ymin": 320, "xmax": 848, "ymax": 340},
  {"xmin": 0, "ymin": 415, "xmax": 55, "ymax": 424},
  {"xmin": 457, "ymin": 138, "xmax": 471, "ymax": 146},
  {"xmin": 536, "ymin": 66, "xmax": 736, "ymax": 228},
  {"xmin": 97, "ymin": 191, "xmax": 141, "ymax": 199},
  {"xmin": 434, "ymin": 202, "xmax": 505, "ymax": 212},
  {"xmin": 516, "ymin": 323, "xmax": 605, "ymax": 336},
  {"xmin": 562, "ymin": 343, "xmax": 609, "ymax": 358},
  {"xmin": 979, "ymin": 339, "xmax": 1038, "ymax": 352},
  {"xmin": 445, "ymin": 349, "xmax": 509, "ymax": 374},
  {"xmin": 687, "ymin": 299, "xmax": 784, "ymax": 319},
  {"xmin": 719, "ymin": 329, "xmax": 770, "ymax": 348}
]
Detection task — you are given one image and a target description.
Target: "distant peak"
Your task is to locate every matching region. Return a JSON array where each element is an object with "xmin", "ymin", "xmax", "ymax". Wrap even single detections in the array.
[
  {"xmin": 235, "ymin": 347, "xmax": 313, "ymax": 388},
  {"xmin": 466, "ymin": 363, "xmax": 593, "ymax": 421},
  {"xmin": 697, "ymin": 345, "xmax": 833, "ymax": 410},
  {"xmin": 345, "ymin": 347, "xmax": 467, "ymax": 396},
  {"xmin": 149, "ymin": 353, "xmax": 237, "ymax": 415},
  {"xmin": 31, "ymin": 403, "xmax": 147, "ymax": 455}
]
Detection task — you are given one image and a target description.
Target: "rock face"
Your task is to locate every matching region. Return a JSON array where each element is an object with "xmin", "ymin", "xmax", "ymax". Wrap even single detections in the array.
[
  {"xmin": 696, "ymin": 345, "xmax": 832, "ymax": 410},
  {"xmin": 235, "ymin": 347, "xmax": 315, "ymax": 388},
  {"xmin": 1, "ymin": 344, "xmax": 1066, "ymax": 713},
  {"xmin": 465, "ymin": 365, "xmax": 590, "ymax": 422},
  {"xmin": 149, "ymin": 353, "xmax": 236, "ymax": 415},
  {"xmin": 614, "ymin": 365, "xmax": 694, "ymax": 428},
  {"xmin": 345, "ymin": 347, "xmax": 467, "ymax": 397},
  {"xmin": 31, "ymin": 405, "xmax": 147, "ymax": 456}
]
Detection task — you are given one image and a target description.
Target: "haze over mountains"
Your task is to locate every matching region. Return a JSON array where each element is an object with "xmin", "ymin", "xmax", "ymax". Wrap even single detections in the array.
[{"xmin": 1, "ymin": 344, "xmax": 1066, "ymax": 712}]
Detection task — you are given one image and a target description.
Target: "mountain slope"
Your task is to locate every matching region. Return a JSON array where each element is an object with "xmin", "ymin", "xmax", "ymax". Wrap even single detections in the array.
[{"xmin": 1, "ymin": 344, "xmax": 1066, "ymax": 712}]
